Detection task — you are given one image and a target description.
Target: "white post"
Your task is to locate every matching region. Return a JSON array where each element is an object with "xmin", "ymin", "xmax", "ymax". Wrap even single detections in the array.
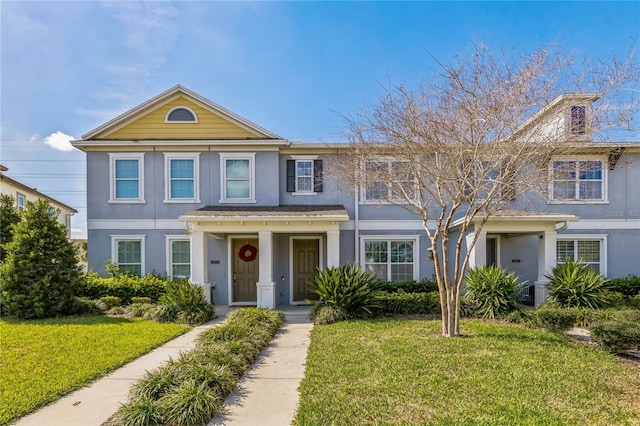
[
  {"xmin": 326, "ymin": 230, "xmax": 340, "ymax": 267},
  {"xmin": 190, "ymin": 231, "xmax": 211, "ymax": 302},
  {"xmin": 256, "ymin": 231, "xmax": 276, "ymax": 309},
  {"xmin": 534, "ymin": 230, "xmax": 557, "ymax": 306}
]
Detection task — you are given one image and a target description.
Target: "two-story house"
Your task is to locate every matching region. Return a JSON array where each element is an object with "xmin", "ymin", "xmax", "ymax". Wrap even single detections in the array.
[
  {"xmin": 0, "ymin": 164, "xmax": 78, "ymax": 238},
  {"xmin": 71, "ymin": 85, "xmax": 640, "ymax": 308}
]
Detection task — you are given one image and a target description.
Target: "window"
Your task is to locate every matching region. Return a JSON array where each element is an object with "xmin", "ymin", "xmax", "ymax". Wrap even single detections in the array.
[
  {"xmin": 220, "ymin": 153, "xmax": 255, "ymax": 202},
  {"xmin": 362, "ymin": 160, "xmax": 415, "ymax": 202},
  {"xmin": 557, "ymin": 238, "xmax": 605, "ymax": 275},
  {"xmin": 166, "ymin": 237, "xmax": 190, "ymax": 280},
  {"xmin": 164, "ymin": 153, "xmax": 200, "ymax": 202},
  {"xmin": 165, "ymin": 107, "xmax": 198, "ymax": 123},
  {"xmin": 362, "ymin": 238, "xmax": 417, "ymax": 281},
  {"xmin": 570, "ymin": 105, "xmax": 586, "ymax": 135},
  {"xmin": 112, "ymin": 236, "xmax": 145, "ymax": 277},
  {"xmin": 551, "ymin": 159, "xmax": 606, "ymax": 202},
  {"xmin": 109, "ymin": 153, "xmax": 145, "ymax": 202},
  {"xmin": 286, "ymin": 158, "xmax": 323, "ymax": 194},
  {"xmin": 16, "ymin": 193, "xmax": 25, "ymax": 210}
]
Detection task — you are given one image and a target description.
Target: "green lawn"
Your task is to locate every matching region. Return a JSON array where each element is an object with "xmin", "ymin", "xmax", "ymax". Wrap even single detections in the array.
[
  {"xmin": 295, "ymin": 319, "xmax": 640, "ymax": 426},
  {"xmin": 0, "ymin": 316, "xmax": 189, "ymax": 426}
]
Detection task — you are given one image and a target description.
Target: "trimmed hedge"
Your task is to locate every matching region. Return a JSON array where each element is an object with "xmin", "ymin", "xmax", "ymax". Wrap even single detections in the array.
[
  {"xmin": 590, "ymin": 320, "xmax": 640, "ymax": 352},
  {"xmin": 80, "ymin": 272, "xmax": 168, "ymax": 304},
  {"xmin": 377, "ymin": 279, "xmax": 438, "ymax": 294},
  {"xmin": 379, "ymin": 291, "xmax": 440, "ymax": 315},
  {"xmin": 607, "ymin": 275, "xmax": 640, "ymax": 297}
]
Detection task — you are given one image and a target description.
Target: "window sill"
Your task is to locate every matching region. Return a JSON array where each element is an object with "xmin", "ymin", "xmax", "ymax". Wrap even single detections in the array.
[
  {"xmin": 163, "ymin": 199, "xmax": 201, "ymax": 204},
  {"xmin": 547, "ymin": 200, "xmax": 609, "ymax": 205},
  {"xmin": 291, "ymin": 192, "xmax": 317, "ymax": 196},
  {"xmin": 219, "ymin": 199, "xmax": 257, "ymax": 204},
  {"xmin": 109, "ymin": 199, "xmax": 146, "ymax": 204}
]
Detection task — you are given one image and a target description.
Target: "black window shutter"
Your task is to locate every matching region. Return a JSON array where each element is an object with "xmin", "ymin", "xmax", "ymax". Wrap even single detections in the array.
[
  {"xmin": 286, "ymin": 160, "xmax": 296, "ymax": 192},
  {"xmin": 314, "ymin": 159, "xmax": 323, "ymax": 192}
]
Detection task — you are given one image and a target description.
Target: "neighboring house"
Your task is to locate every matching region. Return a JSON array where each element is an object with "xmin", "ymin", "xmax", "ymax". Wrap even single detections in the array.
[
  {"xmin": 0, "ymin": 164, "xmax": 77, "ymax": 238},
  {"xmin": 71, "ymin": 85, "xmax": 640, "ymax": 308}
]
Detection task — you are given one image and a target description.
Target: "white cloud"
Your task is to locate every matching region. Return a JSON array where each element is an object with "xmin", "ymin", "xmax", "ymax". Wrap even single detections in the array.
[{"xmin": 44, "ymin": 131, "xmax": 76, "ymax": 151}]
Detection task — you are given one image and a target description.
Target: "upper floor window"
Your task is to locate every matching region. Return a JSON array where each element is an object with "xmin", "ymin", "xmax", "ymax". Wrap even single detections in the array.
[
  {"xmin": 362, "ymin": 160, "xmax": 415, "ymax": 203},
  {"xmin": 112, "ymin": 235, "xmax": 145, "ymax": 277},
  {"xmin": 220, "ymin": 153, "xmax": 255, "ymax": 203},
  {"xmin": 164, "ymin": 153, "xmax": 200, "ymax": 203},
  {"xmin": 109, "ymin": 153, "xmax": 145, "ymax": 203},
  {"xmin": 16, "ymin": 193, "xmax": 25, "ymax": 210},
  {"xmin": 286, "ymin": 158, "xmax": 323, "ymax": 194},
  {"xmin": 165, "ymin": 107, "xmax": 198, "ymax": 123},
  {"xmin": 362, "ymin": 238, "xmax": 417, "ymax": 281},
  {"xmin": 551, "ymin": 159, "xmax": 606, "ymax": 203},
  {"xmin": 570, "ymin": 105, "xmax": 586, "ymax": 135}
]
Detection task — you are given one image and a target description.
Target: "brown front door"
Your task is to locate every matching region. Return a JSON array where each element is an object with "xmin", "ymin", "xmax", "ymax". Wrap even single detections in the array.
[
  {"xmin": 232, "ymin": 238, "xmax": 259, "ymax": 303},
  {"xmin": 292, "ymin": 238, "xmax": 320, "ymax": 302}
]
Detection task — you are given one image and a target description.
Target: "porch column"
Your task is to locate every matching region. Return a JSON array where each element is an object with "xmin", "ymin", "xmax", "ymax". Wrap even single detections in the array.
[
  {"xmin": 466, "ymin": 230, "xmax": 487, "ymax": 269},
  {"xmin": 257, "ymin": 231, "xmax": 276, "ymax": 309},
  {"xmin": 190, "ymin": 231, "xmax": 211, "ymax": 302},
  {"xmin": 326, "ymin": 230, "xmax": 340, "ymax": 267},
  {"xmin": 534, "ymin": 230, "xmax": 557, "ymax": 306}
]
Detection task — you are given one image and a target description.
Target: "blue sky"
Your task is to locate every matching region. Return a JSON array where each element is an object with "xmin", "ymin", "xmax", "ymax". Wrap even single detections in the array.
[{"xmin": 1, "ymin": 1, "xmax": 638, "ymax": 238}]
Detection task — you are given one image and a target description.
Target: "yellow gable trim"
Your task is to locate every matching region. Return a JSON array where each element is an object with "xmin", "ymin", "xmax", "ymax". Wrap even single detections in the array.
[{"xmin": 104, "ymin": 96, "xmax": 258, "ymax": 140}]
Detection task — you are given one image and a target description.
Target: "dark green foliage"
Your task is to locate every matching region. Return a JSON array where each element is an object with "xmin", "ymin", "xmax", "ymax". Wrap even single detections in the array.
[
  {"xmin": 378, "ymin": 290, "xmax": 441, "ymax": 315},
  {"xmin": 532, "ymin": 308, "xmax": 578, "ymax": 332},
  {"xmin": 464, "ymin": 265, "xmax": 523, "ymax": 319},
  {"xmin": 0, "ymin": 194, "xmax": 21, "ymax": 261},
  {"xmin": 156, "ymin": 280, "xmax": 214, "ymax": 325},
  {"xmin": 0, "ymin": 199, "xmax": 82, "ymax": 319},
  {"xmin": 113, "ymin": 308, "xmax": 284, "ymax": 426},
  {"xmin": 98, "ymin": 295, "xmax": 122, "ymax": 309},
  {"xmin": 311, "ymin": 305, "xmax": 348, "ymax": 325},
  {"xmin": 459, "ymin": 296, "xmax": 482, "ymax": 318},
  {"xmin": 590, "ymin": 320, "xmax": 640, "ymax": 352},
  {"xmin": 607, "ymin": 275, "xmax": 640, "ymax": 297},
  {"xmin": 546, "ymin": 259, "xmax": 610, "ymax": 309},
  {"xmin": 80, "ymin": 272, "xmax": 168, "ymax": 303},
  {"xmin": 377, "ymin": 278, "xmax": 438, "ymax": 293},
  {"xmin": 308, "ymin": 263, "xmax": 384, "ymax": 321},
  {"xmin": 70, "ymin": 297, "xmax": 102, "ymax": 315},
  {"xmin": 131, "ymin": 297, "xmax": 152, "ymax": 304},
  {"xmin": 502, "ymin": 308, "xmax": 533, "ymax": 325}
]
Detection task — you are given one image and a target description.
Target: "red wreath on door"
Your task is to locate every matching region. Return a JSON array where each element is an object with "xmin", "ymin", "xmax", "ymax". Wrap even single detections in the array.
[{"xmin": 238, "ymin": 244, "xmax": 257, "ymax": 262}]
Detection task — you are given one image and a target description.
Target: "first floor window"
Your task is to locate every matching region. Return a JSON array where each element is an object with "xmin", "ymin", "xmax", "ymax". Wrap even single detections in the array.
[
  {"xmin": 169, "ymin": 239, "xmax": 190, "ymax": 280},
  {"xmin": 363, "ymin": 239, "xmax": 416, "ymax": 281},
  {"xmin": 112, "ymin": 237, "xmax": 144, "ymax": 277},
  {"xmin": 557, "ymin": 239, "xmax": 603, "ymax": 275}
]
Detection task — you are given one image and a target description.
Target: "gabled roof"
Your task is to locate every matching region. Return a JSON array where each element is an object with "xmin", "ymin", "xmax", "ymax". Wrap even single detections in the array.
[
  {"xmin": 81, "ymin": 85, "xmax": 283, "ymax": 140},
  {"xmin": 0, "ymin": 170, "xmax": 78, "ymax": 213}
]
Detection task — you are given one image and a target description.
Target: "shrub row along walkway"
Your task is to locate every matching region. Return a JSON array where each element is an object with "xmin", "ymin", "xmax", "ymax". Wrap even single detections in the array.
[{"xmin": 15, "ymin": 306, "xmax": 313, "ymax": 426}]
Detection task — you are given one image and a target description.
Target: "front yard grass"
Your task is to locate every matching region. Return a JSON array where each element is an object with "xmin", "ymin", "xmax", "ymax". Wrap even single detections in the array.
[
  {"xmin": 0, "ymin": 316, "xmax": 188, "ymax": 425},
  {"xmin": 295, "ymin": 319, "xmax": 640, "ymax": 425}
]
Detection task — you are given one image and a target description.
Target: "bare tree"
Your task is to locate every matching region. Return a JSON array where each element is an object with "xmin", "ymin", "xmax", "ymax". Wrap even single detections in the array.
[{"xmin": 334, "ymin": 44, "xmax": 638, "ymax": 337}]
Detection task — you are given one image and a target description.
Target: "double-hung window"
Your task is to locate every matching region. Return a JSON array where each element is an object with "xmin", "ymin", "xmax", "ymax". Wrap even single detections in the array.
[
  {"xmin": 361, "ymin": 238, "xmax": 417, "ymax": 281},
  {"xmin": 164, "ymin": 153, "xmax": 200, "ymax": 202},
  {"xmin": 109, "ymin": 153, "xmax": 145, "ymax": 202},
  {"xmin": 166, "ymin": 237, "xmax": 190, "ymax": 280},
  {"xmin": 112, "ymin": 236, "xmax": 145, "ymax": 277},
  {"xmin": 286, "ymin": 157, "xmax": 323, "ymax": 194},
  {"xmin": 551, "ymin": 159, "xmax": 606, "ymax": 202},
  {"xmin": 16, "ymin": 193, "xmax": 25, "ymax": 211},
  {"xmin": 362, "ymin": 160, "xmax": 415, "ymax": 202},
  {"xmin": 557, "ymin": 237, "xmax": 606, "ymax": 275},
  {"xmin": 220, "ymin": 153, "xmax": 255, "ymax": 202}
]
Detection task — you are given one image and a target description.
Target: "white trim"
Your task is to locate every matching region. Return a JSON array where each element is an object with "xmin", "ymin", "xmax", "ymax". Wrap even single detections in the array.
[
  {"xmin": 228, "ymin": 234, "xmax": 259, "ymax": 305},
  {"xmin": 292, "ymin": 192, "xmax": 318, "ymax": 197},
  {"xmin": 360, "ymin": 158, "xmax": 417, "ymax": 204},
  {"xmin": 289, "ymin": 236, "xmax": 324, "ymax": 305},
  {"xmin": 556, "ymin": 234, "xmax": 608, "ymax": 277},
  {"xmin": 359, "ymin": 235, "xmax": 419, "ymax": 281},
  {"xmin": 294, "ymin": 158, "xmax": 315, "ymax": 194},
  {"xmin": 164, "ymin": 106, "xmax": 199, "ymax": 123},
  {"xmin": 548, "ymin": 156, "xmax": 608, "ymax": 204},
  {"xmin": 290, "ymin": 154, "xmax": 319, "ymax": 160},
  {"xmin": 165, "ymin": 236, "xmax": 191, "ymax": 280},
  {"xmin": 567, "ymin": 219, "xmax": 640, "ymax": 230},
  {"xmin": 88, "ymin": 219, "xmax": 184, "ymax": 230},
  {"xmin": 341, "ymin": 220, "xmax": 430, "ymax": 231},
  {"xmin": 109, "ymin": 153, "xmax": 145, "ymax": 203},
  {"xmin": 111, "ymin": 235, "xmax": 146, "ymax": 276},
  {"xmin": 163, "ymin": 152, "xmax": 201, "ymax": 203},
  {"xmin": 219, "ymin": 153, "xmax": 256, "ymax": 203},
  {"xmin": 486, "ymin": 235, "xmax": 501, "ymax": 267}
]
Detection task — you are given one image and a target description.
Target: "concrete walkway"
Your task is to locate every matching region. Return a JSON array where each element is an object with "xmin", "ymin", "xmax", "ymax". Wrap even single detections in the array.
[{"xmin": 14, "ymin": 306, "xmax": 313, "ymax": 426}]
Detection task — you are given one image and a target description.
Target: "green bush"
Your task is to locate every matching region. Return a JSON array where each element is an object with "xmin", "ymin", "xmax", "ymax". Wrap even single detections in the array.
[
  {"xmin": 70, "ymin": 297, "xmax": 102, "ymax": 315},
  {"xmin": 159, "ymin": 379, "xmax": 220, "ymax": 426},
  {"xmin": 460, "ymin": 296, "xmax": 482, "ymax": 318},
  {"xmin": 155, "ymin": 280, "xmax": 214, "ymax": 325},
  {"xmin": 308, "ymin": 264, "xmax": 384, "ymax": 320},
  {"xmin": 81, "ymin": 272, "xmax": 168, "ymax": 303},
  {"xmin": 98, "ymin": 295, "xmax": 122, "ymax": 309},
  {"xmin": 114, "ymin": 397, "xmax": 163, "ymax": 426},
  {"xmin": 502, "ymin": 308, "xmax": 533, "ymax": 325},
  {"xmin": 311, "ymin": 305, "xmax": 347, "ymax": 325},
  {"xmin": 131, "ymin": 297, "xmax": 152, "ymax": 304},
  {"xmin": 464, "ymin": 265, "xmax": 523, "ymax": 319},
  {"xmin": 127, "ymin": 303, "xmax": 156, "ymax": 318},
  {"xmin": 378, "ymin": 290, "xmax": 441, "ymax": 315},
  {"xmin": 607, "ymin": 275, "xmax": 640, "ymax": 297},
  {"xmin": 377, "ymin": 279, "xmax": 438, "ymax": 293},
  {"xmin": 590, "ymin": 320, "xmax": 640, "ymax": 352},
  {"xmin": 546, "ymin": 259, "xmax": 610, "ymax": 309},
  {"xmin": 532, "ymin": 308, "xmax": 577, "ymax": 332}
]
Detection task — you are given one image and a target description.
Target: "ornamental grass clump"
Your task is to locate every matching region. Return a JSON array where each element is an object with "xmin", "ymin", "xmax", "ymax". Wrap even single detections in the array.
[
  {"xmin": 308, "ymin": 263, "xmax": 384, "ymax": 324},
  {"xmin": 112, "ymin": 308, "xmax": 283, "ymax": 426},
  {"xmin": 464, "ymin": 265, "xmax": 523, "ymax": 319},
  {"xmin": 546, "ymin": 259, "xmax": 610, "ymax": 309}
]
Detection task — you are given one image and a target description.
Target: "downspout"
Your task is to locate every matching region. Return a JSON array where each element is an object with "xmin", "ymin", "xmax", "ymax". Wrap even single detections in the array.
[
  {"xmin": 555, "ymin": 221, "xmax": 569, "ymax": 233},
  {"xmin": 354, "ymin": 185, "xmax": 360, "ymax": 265}
]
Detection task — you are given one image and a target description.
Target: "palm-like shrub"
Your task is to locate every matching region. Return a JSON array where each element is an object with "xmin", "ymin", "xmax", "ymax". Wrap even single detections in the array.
[
  {"xmin": 546, "ymin": 259, "xmax": 610, "ymax": 309},
  {"xmin": 464, "ymin": 265, "xmax": 523, "ymax": 319},
  {"xmin": 308, "ymin": 264, "xmax": 383, "ymax": 322}
]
